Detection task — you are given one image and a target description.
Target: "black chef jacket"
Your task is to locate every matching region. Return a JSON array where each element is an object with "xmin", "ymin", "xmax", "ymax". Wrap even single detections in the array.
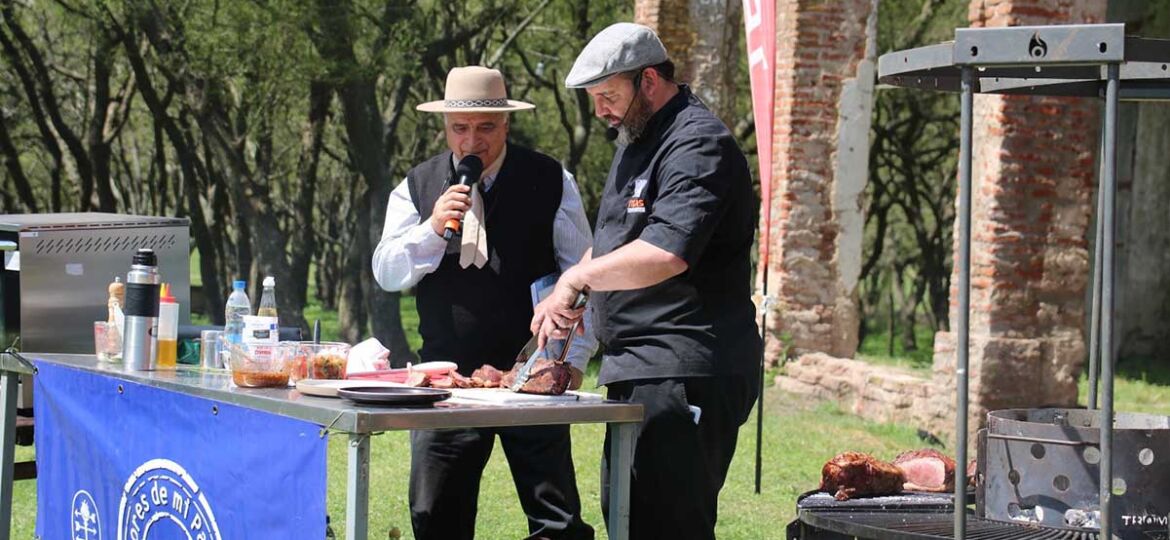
[{"xmin": 592, "ymin": 85, "xmax": 762, "ymax": 386}]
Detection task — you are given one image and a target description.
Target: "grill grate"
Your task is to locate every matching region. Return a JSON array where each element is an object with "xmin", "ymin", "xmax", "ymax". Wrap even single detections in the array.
[
  {"xmin": 795, "ymin": 492, "xmax": 1100, "ymax": 540},
  {"xmin": 799, "ymin": 511, "xmax": 1100, "ymax": 540}
]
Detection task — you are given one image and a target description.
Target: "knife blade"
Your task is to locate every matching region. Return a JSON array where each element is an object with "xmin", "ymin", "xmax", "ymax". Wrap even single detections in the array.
[{"xmin": 510, "ymin": 290, "xmax": 588, "ymax": 391}]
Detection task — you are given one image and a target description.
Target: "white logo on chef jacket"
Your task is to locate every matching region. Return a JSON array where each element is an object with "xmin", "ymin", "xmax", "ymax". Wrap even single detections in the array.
[
  {"xmin": 627, "ymin": 178, "xmax": 649, "ymax": 214},
  {"xmin": 117, "ymin": 459, "xmax": 222, "ymax": 540},
  {"xmin": 71, "ymin": 490, "xmax": 101, "ymax": 540}
]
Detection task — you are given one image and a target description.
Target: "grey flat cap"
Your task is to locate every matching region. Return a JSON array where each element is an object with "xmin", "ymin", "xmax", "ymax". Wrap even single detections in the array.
[{"xmin": 565, "ymin": 23, "xmax": 668, "ymax": 89}]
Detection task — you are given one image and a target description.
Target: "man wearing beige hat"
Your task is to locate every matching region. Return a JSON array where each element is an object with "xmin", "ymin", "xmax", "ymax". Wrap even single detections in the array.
[
  {"xmin": 372, "ymin": 66, "xmax": 596, "ymax": 540},
  {"xmin": 531, "ymin": 23, "xmax": 761, "ymax": 540}
]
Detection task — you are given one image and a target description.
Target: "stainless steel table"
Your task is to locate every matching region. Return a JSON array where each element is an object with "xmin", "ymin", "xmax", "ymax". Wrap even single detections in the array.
[{"xmin": 0, "ymin": 352, "xmax": 643, "ymax": 540}]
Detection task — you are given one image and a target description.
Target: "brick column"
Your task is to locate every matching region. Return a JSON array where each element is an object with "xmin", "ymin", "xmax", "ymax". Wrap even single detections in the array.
[
  {"xmin": 765, "ymin": 0, "xmax": 875, "ymax": 360},
  {"xmin": 929, "ymin": 0, "xmax": 1106, "ymax": 438},
  {"xmin": 634, "ymin": 0, "xmax": 742, "ymax": 126}
]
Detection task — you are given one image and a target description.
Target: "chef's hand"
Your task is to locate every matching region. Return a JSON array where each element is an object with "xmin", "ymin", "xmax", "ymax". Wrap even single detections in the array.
[
  {"xmin": 430, "ymin": 184, "xmax": 472, "ymax": 237},
  {"xmin": 568, "ymin": 366, "xmax": 584, "ymax": 391},
  {"xmin": 531, "ymin": 270, "xmax": 587, "ymax": 349}
]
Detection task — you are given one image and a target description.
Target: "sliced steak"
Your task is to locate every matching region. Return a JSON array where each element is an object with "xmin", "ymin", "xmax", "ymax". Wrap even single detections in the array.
[
  {"xmin": 471, "ymin": 365, "xmax": 504, "ymax": 384},
  {"xmin": 893, "ymin": 448, "xmax": 955, "ymax": 493},
  {"xmin": 503, "ymin": 360, "xmax": 571, "ymax": 395},
  {"xmin": 403, "ymin": 370, "xmax": 431, "ymax": 388},
  {"xmin": 820, "ymin": 452, "xmax": 904, "ymax": 501}
]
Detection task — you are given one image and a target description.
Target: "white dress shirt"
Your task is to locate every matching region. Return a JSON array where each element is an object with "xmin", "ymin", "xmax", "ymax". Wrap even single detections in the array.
[{"xmin": 372, "ymin": 159, "xmax": 597, "ymax": 371}]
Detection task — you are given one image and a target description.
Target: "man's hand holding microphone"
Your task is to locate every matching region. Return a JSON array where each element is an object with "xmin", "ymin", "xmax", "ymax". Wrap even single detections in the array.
[{"xmin": 430, "ymin": 155, "xmax": 484, "ymax": 239}]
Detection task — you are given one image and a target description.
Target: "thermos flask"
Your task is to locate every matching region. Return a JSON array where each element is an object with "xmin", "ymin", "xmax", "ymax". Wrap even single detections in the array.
[{"xmin": 123, "ymin": 248, "xmax": 161, "ymax": 370}]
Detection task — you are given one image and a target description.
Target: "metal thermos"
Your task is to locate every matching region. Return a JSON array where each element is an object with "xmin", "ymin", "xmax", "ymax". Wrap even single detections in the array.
[{"xmin": 123, "ymin": 249, "xmax": 160, "ymax": 370}]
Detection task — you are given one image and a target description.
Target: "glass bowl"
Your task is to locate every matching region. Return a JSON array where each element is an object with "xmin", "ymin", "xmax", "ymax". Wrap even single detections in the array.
[
  {"xmin": 287, "ymin": 342, "xmax": 351, "ymax": 382},
  {"xmin": 226, "ymin": 342, "xmax": 293, "ymax": 388}
]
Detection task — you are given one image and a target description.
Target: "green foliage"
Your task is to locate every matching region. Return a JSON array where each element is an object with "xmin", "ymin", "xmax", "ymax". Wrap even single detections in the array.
[{"xmin": 857, "ymin": 321, "xmax": 936, "ymax": 372}]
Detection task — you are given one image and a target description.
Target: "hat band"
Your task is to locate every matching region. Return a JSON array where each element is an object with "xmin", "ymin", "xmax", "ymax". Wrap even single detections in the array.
[{"xmin": 445, "ymin": 98, "xmax": 509, "ymax": 108}]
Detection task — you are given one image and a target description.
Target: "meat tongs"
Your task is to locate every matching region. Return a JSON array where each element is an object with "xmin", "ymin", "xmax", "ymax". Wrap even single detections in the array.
[{"xmin": 510, "ymin": 290, "xmax": 588, "ymax": 391}]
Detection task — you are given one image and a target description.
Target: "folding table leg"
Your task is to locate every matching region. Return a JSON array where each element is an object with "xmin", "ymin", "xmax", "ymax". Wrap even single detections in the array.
[
  {"xmin": 0, "ymin": 371, "xmax": 19, "ymax": 540},
  {"xmin": 346, "ymin": 433, "xmax": 370, "ymax": 540},
  {"xmin": 607, "ymin": 422, "xmax": 636, "ymax": 540}
]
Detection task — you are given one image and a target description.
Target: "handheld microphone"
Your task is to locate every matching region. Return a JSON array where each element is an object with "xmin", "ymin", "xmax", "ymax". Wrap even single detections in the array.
[
  {"xmin": 605, "ymin": 126, "xmax": 619, "ymax": 141},
  {"xmin": 443, "ymin": 154, "xmax": 484, "ymax": 240}
]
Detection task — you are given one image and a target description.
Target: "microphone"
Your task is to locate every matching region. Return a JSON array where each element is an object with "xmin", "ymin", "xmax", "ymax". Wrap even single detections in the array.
[
  {"xmin": 605, "ymin": 126, "xmax": 619, "ymax": 141},
  {"xmin": 443, "ymin": 154, "xmax": 484, "ymax": 240}
]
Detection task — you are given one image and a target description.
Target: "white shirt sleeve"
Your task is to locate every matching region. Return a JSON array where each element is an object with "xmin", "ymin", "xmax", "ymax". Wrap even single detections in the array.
[
  {"xmin": 555, "ymin": 169, "xmax": 599, "ymax": 374},
  {"xmin": 371, "ymin": 179, "xmax": 449, "ymax": 292}
]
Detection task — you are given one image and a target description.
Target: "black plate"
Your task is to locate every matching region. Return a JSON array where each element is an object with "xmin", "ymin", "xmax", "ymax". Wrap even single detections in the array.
[{"xmin": 336, "ymin": 386, "xmax": 451, "ymax": 407}]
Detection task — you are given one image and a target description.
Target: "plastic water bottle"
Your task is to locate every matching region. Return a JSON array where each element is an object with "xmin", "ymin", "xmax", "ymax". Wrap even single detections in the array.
[{"xmin": 224, "ymin": 280, "xmax": 251, "ymax": 345}]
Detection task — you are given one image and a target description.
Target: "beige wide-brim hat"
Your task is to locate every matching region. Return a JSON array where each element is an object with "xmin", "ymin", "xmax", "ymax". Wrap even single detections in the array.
[{"xmin": 417, "ymin": 66, "xmax": 535, "ymax": 113}]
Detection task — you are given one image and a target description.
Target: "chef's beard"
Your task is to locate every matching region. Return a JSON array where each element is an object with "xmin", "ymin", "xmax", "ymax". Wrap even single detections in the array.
[{"xmin": 615, "ymin": 93, "xmax": 654, "ymax": 146}]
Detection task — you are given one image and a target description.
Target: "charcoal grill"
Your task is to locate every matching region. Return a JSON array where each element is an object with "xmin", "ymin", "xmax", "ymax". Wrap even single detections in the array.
[
  {"xmin": 791, "ymin": 23, "xmax": 1170, "ymax": 540},
  {"xmin": 790, "ymin": 491, "xmax": 1099, "ymax": 540}
]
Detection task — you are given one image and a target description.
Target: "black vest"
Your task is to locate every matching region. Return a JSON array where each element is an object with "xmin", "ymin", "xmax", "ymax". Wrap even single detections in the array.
[{"xmin": 407, "ymin": 144, "xmax": 563, "ymax": 373}]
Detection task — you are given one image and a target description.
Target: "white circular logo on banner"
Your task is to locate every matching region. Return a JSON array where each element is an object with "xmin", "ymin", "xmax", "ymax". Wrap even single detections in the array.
[
  {"xmin": 72, "ymin": 490, "xmax": 101, "ymax": 540},
  {"xmin": 117, "ymin": 459, "xmax": 221, "ymax": 540}
]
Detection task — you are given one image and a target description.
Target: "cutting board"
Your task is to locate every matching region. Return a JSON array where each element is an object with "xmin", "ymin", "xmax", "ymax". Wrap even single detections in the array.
[{"xmin": 449, "ymin": 388, "xmax": 603, "ymax": 404}]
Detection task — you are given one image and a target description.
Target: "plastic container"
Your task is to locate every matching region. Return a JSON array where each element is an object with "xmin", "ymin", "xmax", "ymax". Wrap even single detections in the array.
[
  {"xmin": 288, "ymin": 341, "xmax": 352, "ymax": 382},
  {"xmin": 227, "ymin": 342, "xmax": 292, "ymax": 388},
  {"xmin": 224, "ymin": 280, "xmax": 250, "ymax": 345},
  {"xmin": 242, "ymin": 314, "xmax": 279, "ymax": 345},
  {"xmin": 157, "ymin": 283, "xmax": 179, "ymax": 368}
]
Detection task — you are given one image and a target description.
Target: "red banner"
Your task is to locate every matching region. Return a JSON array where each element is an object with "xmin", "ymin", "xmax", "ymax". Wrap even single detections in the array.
[{"xmin": 743, "ymin": 0, "xmax": 776, "ymax": 290}]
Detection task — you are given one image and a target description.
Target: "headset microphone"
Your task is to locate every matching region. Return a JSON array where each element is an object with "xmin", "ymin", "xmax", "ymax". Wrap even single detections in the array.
[{"xmin": 605, "ymin": 71, "xmax": 643, "ymax": 143}]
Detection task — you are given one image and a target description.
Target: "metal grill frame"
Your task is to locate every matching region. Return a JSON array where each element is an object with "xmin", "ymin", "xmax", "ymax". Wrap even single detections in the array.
[{"xmin": 822, "ymin": 23, "xmax": 1170, "ymax": 540}]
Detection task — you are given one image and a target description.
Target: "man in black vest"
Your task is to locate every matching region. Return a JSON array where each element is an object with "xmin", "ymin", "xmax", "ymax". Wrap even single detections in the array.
[
  {"xmin": 533, "ymin": 24, "xmax": 761, "ymax": 540},
  {"xmin": 372, "ymin": 66, "xmax": 595, "ymax": 540}
]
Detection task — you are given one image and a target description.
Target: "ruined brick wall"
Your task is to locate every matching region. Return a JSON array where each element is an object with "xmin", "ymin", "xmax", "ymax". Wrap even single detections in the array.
[
  {"xmin": 765, "ymin": 0, "xmax": 873, "ymax": 360},
  {"xmin": 634, "ymin": 0, "xmax": 742, "ymax": 126},
  {"xmin": 927, "ymin": 0, "xmax": 1106, "ymax": 438}
]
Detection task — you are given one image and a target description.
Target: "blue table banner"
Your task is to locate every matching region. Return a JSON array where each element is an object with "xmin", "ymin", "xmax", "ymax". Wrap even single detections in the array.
[{"xmin": 33, "ymin": 362, "xmax": 328, "ymax": 539}]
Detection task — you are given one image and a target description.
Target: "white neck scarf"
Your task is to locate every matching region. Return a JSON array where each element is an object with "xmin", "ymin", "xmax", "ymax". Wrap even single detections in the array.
[{"xmin": 456, "ymin": 147, "xmax": 506, "ymax": 268}]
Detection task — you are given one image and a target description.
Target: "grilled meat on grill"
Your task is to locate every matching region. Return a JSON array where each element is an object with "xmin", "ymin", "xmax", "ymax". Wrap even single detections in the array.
[
  {"xmin": 820, "ymin": 452, "xmax": 905, "ymax": 501},
  {"xmin": 893, "ymin": 448, "xmax": 955, "ymax": 493}
]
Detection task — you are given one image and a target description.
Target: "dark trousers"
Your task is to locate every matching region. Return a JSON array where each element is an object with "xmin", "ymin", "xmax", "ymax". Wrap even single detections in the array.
[
  {"xmin": 600, "ymin": 375, "xmax": 758, "ymax": 540},
  {"xmin": 410, "ymin": 424, "xmax": 594, "ymax": 540}
]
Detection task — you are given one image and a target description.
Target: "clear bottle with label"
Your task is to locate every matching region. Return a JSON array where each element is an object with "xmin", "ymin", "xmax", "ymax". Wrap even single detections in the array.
[
  {"xmin": 224, "ymin": 280, "xmax": 251, "ymax": 345},
  {"xmin": 258, "ymin": 276, "xmax": 278, "ymax": 320},
  {"xmin": 157, "ymin": 283, "xmax": 179, "ymax": 368}
]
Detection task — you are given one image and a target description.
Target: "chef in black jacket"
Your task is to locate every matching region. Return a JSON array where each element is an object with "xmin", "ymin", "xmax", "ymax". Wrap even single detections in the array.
[{"xmin": 531, "ymin": 22, "xmax": 762, "ymax": 540}]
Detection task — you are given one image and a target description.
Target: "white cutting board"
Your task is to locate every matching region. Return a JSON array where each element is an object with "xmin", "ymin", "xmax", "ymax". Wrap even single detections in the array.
[{"xmin": 449, "ymin": 388, "xmax": 603, "ymax": 404}]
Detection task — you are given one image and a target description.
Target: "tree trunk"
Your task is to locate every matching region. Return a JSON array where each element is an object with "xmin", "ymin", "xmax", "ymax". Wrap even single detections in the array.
[
  {"xmin": 0, "ymin": 114, "xmax": 38, "ymax": 212},
  {"xmin": 634, "ymin": 0, "xmax": 742, "ymax": 125},
  {"xmin": 88, "ymin": 29, "xmax": 118, "ymax": 212},
  {"xmin": 311, "ymin": 0, "xmax": 414, "ymax": 359}
]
